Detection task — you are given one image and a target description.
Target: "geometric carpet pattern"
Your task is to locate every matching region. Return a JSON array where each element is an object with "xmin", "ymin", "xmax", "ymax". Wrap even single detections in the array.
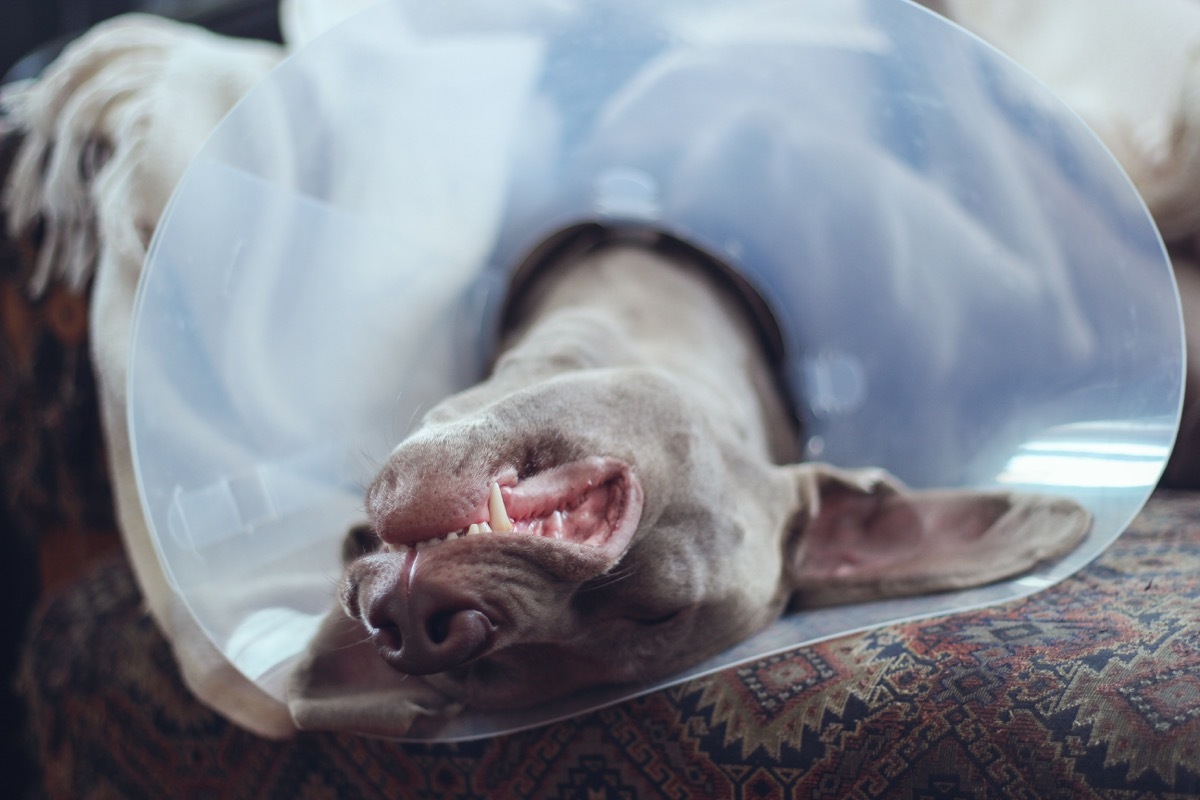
[{"xmin": 19, "ymin": 491, "xmax": 1200, "ymax": 799}]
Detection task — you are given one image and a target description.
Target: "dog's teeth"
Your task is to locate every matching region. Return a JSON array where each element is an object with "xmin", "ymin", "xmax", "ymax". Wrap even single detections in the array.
[
  {"xmin": 489, "ymin": 482, "xmax": 514, "ymax": 532},
  {"xmin": 549, "ymin": 510, "xmax": 564, "ymax": 540},
  {"xmin": 467, "ymin": 524, "xmax": 481, "ymax": 536},
  {"xmin": 480, "ymin": 521, "xmax": 492, "ymax": 533},
  {"xmin": 446, "ymin": 531, "xmax": 459, "ymax": 541}
]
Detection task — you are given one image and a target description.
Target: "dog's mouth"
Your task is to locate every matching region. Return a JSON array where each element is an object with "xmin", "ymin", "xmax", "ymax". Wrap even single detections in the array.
[{"xmin": 378, "ymin": 457, "xmax": 643, "ymax": 558}]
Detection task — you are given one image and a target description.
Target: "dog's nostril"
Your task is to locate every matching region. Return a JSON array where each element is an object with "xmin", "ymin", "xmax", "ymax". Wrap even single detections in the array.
[
  {"xmin": 340, "ymin": 579, "xmax": 361, "ymax": 619},
  {"xmin": 373, "ymin": 604, "xmax": 494, "ymax": 674},
  {"xmin": 426, "ymin": 609, "xmax": 456, "ymax": 645},
  {"xmin": 373, "ymin": 621, "xmax": 403, "ymax": 653}
]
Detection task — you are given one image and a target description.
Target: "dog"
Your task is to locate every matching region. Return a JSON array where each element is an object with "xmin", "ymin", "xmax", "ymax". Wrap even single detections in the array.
[
  {"xmin": 285, "ymin": 227, "xmax": 1090, "ymax": 735},
  {"xmin": 13, "ymin": 0, "xmax": 1200, "ymax": 737}
]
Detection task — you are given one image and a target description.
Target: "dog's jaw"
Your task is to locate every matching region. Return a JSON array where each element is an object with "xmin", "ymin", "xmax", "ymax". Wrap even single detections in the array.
[
  {"xmin": 342, "ymin": 456, "xmax": 648, "ymax": 679},
  {"xmin": 369, "ymin": 456, "xmax": 644, "ymax": 563}
]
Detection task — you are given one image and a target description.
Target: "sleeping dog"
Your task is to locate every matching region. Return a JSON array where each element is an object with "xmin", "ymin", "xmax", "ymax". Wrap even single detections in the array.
[
  {"xmin": 286, "ymin": 229, "xmax": 1090, "ymax": 734},
  {"xmin": 18, "ymin": 0, "xmax": 1194, "ymax": 737}
]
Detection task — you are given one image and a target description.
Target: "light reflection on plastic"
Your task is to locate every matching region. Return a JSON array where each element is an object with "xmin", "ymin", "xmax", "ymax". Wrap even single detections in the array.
[{"xmin": 995, "ymin": 422, "xmax": 1172, "ymax": 489}]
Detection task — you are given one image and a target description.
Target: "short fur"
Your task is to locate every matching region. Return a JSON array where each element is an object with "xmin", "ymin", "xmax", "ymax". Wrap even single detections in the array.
[{"xmin": 287, "ymin": 236, "xmax": 1090, "ymax": 735}]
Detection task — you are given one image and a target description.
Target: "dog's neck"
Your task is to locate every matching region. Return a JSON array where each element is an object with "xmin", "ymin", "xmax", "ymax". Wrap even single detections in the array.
[{"xmin": 499, "ymin": 242, "xmax": 799, "ymax": 463}]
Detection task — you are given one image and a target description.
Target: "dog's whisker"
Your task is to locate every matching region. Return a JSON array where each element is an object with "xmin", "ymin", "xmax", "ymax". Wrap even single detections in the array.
[
  {"xmin": 578, "ymin": 565, "xmax": 638, "ymax": 593},
  {"xmin": 396, "ymin": 400, "xmax": 426, "ymax": 442},
  {"xmin": 356, "ymin": 445, "xmax": 383, "ymax": 474},
  {"xmin": 331, "ymin": 632, "xmax": 376, "ymax": 654}
]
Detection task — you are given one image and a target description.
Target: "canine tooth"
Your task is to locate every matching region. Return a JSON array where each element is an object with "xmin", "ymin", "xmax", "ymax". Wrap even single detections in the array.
[{"xmin": 489, "ymin": 482, "xmax": 514, "ymax": 532}]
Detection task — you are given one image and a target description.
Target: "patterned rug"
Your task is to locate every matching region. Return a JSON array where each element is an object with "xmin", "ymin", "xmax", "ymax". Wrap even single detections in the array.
[{"xmin": 18, "ymin": 491, "xmax": 1200, "ymax": 799}]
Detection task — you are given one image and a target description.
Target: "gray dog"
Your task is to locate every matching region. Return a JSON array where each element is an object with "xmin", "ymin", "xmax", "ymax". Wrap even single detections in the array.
[
  {"xmin": 288, "ymin": 229, "xmax": 1090, "ymax": 734},
  {"xmin": 3, "ymin": 0, "xmax": 1190, "ymax": 746}
]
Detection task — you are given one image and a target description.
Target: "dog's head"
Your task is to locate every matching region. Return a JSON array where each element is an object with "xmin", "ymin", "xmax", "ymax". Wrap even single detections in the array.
[
  {"xmin": 345, "ymin": 363, "xmax": 802, "ymax": 708},
  {"xmin": 287, "ymin": 242, "xmax": 1090, "ymax": 735}
]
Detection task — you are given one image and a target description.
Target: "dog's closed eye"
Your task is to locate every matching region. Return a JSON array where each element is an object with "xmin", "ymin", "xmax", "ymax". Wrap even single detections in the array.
[{"xmin": 625, "ymin": 608, "xmax": 684, "ymax": 626}]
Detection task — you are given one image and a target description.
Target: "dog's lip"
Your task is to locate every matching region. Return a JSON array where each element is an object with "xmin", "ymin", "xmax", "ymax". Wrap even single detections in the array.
[{"xmin": 378, "ymin": 457, "xmax": 643, "ymax": 556}]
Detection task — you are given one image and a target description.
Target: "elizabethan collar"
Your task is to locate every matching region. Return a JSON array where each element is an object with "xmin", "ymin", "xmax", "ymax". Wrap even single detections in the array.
[{"xmin": 128, "ymin": 0, "xmax": 1182, "ymax": 739}]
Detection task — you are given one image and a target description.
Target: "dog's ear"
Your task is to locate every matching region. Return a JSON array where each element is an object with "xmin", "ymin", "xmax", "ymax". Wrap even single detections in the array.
[
  {"xmin": 782, "ymin": 464, "xmax": 1091, "ymax": 607},
  {"xmin": 287, "ymin": 607, "xmax": 462, "ymax": 735}
]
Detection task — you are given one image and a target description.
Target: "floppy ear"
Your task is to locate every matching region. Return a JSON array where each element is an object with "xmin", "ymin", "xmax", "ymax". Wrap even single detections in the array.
[
  {"xmin": 784, "ymin": 463, "xmax": 1092, "ymax": 608},
  {"xmin": 287, "ymin": 523, "xmax": 459, "ymax": 735}
]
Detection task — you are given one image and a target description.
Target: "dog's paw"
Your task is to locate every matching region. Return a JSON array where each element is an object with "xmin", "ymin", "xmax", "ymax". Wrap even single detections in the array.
[
  {"xmin": 4, "ymin": 16, "xmax": 173, "ymax": 294},
  {"xmin": 2, "ymin": 13, "xmax": 281, "ymax": 297}
]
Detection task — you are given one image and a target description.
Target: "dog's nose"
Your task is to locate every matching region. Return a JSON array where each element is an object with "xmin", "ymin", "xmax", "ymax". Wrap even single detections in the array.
[{"xmin": 366, "ymin": 589, "xmax": 495, "ymax": 675}]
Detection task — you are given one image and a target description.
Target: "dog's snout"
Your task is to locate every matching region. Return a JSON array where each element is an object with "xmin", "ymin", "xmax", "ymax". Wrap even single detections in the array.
[
  {"xmin": 365, "ymin": 441, "xmax": 497, "ymax": 547},
  {"xmin": 366, "ymin": 589, "xmax": 495, "ymax": 676}
]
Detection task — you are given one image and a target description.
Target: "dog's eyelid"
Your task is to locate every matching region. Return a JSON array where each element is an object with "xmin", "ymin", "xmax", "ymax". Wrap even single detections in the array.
[{"xmin": 626, "ymin": 608, "xmax": 684, "ymax": 626}]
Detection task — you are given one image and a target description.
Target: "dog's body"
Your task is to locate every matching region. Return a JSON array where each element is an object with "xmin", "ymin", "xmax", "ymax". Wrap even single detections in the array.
[
  {"xmin": 286, "ymin": 231, "xmax": 1089, "ymax": 733},
  {"xmin": 10, "ymin": 0, "xmax": 1200, "ymax": 737}
]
